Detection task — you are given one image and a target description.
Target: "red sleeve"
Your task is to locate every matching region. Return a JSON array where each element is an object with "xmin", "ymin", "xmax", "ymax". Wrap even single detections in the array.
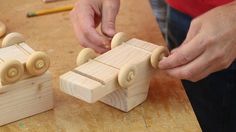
[{"xmin": 165, "ymin": 0, "xmax": 233, "ymax": 17}]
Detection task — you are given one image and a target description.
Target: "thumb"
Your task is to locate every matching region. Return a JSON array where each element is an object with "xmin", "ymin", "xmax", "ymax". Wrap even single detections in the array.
[{"xmin": 101, "ymin": 0, "xmax": 120, "ymax": 37}]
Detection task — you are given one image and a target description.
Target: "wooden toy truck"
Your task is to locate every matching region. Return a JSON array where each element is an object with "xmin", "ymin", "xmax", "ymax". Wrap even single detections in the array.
[
  {"xmin": 60, "ymin": 32, "xmax": 168, "ymax": 112},
  {"xmin": 0, "ymin": 33, "xmax": 53, "ymax": 126}
]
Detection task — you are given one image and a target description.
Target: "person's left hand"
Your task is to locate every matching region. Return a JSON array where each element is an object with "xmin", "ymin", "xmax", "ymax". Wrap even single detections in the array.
[{"xmin": 158, "ymin": 1, "xmax": 236, "ymax": 82}]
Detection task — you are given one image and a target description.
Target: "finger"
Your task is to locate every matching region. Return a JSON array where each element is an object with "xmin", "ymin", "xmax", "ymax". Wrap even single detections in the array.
[
  {"xmin": 164, "ymin": 51, "xmax": 210, "ymax": 81},
  {"xmin": 71, "ymin": 2, "xmax": 109, "ymax": 50},
  {"xmin": 182, "ymin": 19, "xmax": 202, "ymax": 45},
  {"xmin": 159, "ymin": 34, "xmax": 205, "ymax": 69},
  {"xmin": 71, "ymin": 22, "xmax": 108, "ymax": 53},
  {"xmin": 191, "ymin": 53, "xmax": 232, "ymax": 81},
  {"xmin": 101, "ymin": 0, "xmax": 120, "ymax": 37},
  {"xmin": 170, "ymin": 47, "xmax": 179, "ymax": 54},
  {"xmin": 82, "ymin": 38, "xmax": 109, "ymax": 53},
  {"xmin": 192, "ymin": 63, "xmax": 225, "ymax": 81}
]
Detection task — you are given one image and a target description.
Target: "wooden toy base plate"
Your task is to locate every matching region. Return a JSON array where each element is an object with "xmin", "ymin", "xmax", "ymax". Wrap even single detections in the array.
[{"xmin": 0, "ymin": 72, "xmax": 54, "ymax": 126}]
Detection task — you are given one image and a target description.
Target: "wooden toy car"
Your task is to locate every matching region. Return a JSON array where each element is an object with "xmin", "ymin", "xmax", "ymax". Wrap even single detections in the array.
[
  {"xmin": 0, "ymin": 32, "xmax": 53, "ymax": 126},
  {"xmin": 0, "ymin": 32, "xmax": 50, "ymax": 85},
  {"xmin": 60, "ymin": 32, "xmax": 168, "ymax": 112}
]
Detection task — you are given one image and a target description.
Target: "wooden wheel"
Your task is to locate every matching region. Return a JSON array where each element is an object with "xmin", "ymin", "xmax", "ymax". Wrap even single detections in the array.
[
  {"xmin": 111, "ymin": 32, "xmax": 129, "ymax": 49},
  {"xmin": 0, "ymin": 21, "xmax": 6, "ymax": 38},
  {"xmin": 150, "ymin": 46, "xmax": 168, "ymax": 69},
  {"xmin": 0, "ymin": 60, "xmax": 24, "ymax": 85},
  {"xmin": 76, "ymin": 48, "xmax": 97, "ymax": 66},
  {"xmin": 118, "ymin": 64, "xmax": 137, "ymax": 88},
  {"xmin": 2, "ymin": 32, "xmax": 25, "ymax": 47},
  {"xmin": 26, "ymin": 51, "xmax": 50, "ymax": 76}
]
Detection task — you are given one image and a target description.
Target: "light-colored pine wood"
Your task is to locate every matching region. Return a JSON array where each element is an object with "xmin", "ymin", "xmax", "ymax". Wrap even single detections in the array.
[
  {"xmin": 60, "ymin": 39, "xmax": 161, "ymax": 112},
  {"xmin": 126, "ymin": 38, "xmax": 162, "ymax": 52},
  {"xmin": 0, "ymin": 72, "xmax": 54, "ymax": 126},
  {"xmin": 60, "ymin": 60, "xmax": 120, "ymax": 103},
  {"xmin": 0, "ymin": 43, "xmax": 34, "ymax": 85},
  {"xmin": 0, "ymin": 43, "xmax": 30, "ymax": 64},
  {"xmin": 0, "ymin": 21, "xmax": 6, "ymax": 38},
  {"xmin": 0, "ymin": 42, "xmax": 49, "ymax": 85},
  {"xmin": 0, "ymin": 43, "xmax": 36, "ymax": 64},
  {"xmin": 76, "ymin": 48, "xmax": 97, "ymax": 66},
  {"xmin": 1, "ymin": 32, "xmax": 25, "ymax": 47},
  {"xmin": 99, "ymin": 39, "xmax": 157, "ymax": 111},
  {"xmin": 0, "ymin": 41, "xmax": 53, "ymax": 126},
  {"xmin": 111, "ymin": 32, "xmax": 129, "ymax": 49}
]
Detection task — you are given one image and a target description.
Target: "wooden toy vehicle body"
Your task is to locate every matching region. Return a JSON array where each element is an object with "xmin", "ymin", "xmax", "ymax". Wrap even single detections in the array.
[
  {"xmin": 0, "ymin": 32, "xmax": 50, "ymax": 85},
  {"xmin": 0, "ymin": 33, "xmax": 53, "ymax": 126},
  {"xmin": 60, "ymin": 33, "xmax": 168, "ymax": 112}
]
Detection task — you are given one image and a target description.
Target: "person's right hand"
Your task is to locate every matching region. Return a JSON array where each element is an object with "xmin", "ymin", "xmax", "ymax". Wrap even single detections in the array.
[{"xmin": 70, "ymin": 0, "xmax": 120, "ymax": 53}]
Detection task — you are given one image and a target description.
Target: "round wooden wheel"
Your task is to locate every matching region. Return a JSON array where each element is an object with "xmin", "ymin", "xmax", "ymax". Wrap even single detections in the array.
[
  {"xmin": 2, "ymin": 32, "xmax": 25, "ymax": 47},
  {"xmin": 26, "ymin": 51, "xmax": 50, "ymax": 76},
  {"xmin": 0, "ymin": 21, "xmax": 6, "ymax": 38},
  {"xmin": 111, "ymin": 32, "xmax": 129, "ymax": 49},
  {"xmin": 150, "ymin": 46, "xmax": 168, "ymax": 69},
  {"xmin": 76, "ymin": 48, "xmax": 97, "ymax": 66},
  {"xmin": 0, "ymin": 60, "xmax": 24, "ymax": 85},
  {"xmin": 118, "ymin": 64, "xmax": 137, "ymax": 88}
]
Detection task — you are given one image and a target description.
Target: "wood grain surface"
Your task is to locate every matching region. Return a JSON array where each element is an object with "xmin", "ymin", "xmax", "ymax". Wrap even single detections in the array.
[{"xmin": 0, "ymin": 0, "xmax": 201, "ymax": 131}]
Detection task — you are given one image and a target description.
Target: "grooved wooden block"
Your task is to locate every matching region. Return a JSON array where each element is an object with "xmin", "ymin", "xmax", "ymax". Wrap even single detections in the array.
[
  {"xmin": 60, "ymin": 38, "xmax": 162, "ymax": 112},
  {"xmin": 0, "ymin": 42, "xmax": 53, "ymax": 126},
  {"xmin": 0, "ymin": 43, "xmax": 34, "ymax": 63},
  {"xmin": 0, "ymin": 72, "xmax": 53, "ymax": 126}
]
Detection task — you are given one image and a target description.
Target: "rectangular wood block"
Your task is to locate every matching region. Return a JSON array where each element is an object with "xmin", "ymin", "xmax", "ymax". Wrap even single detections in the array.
[
  {"xmin": 98, "ymin": 39, "xmax": 160, "ymax": 111},
  {"xmin": 0, "ymin": 72, "xmax": 54, "ymax": 126},
  {"xmin": 60, "ymin": 38, "xmax": 161, "ymax": 112},
  {"xmin": 99, "ymin": 72, "xmax": 151, "ymax": 112},
  {"xmin": 60, "ymin": 60, "xmax": 120, "ymax": 103},
  {"xmin": 0, "ymin": 43, "xmax": 34, "ymax": 63}
]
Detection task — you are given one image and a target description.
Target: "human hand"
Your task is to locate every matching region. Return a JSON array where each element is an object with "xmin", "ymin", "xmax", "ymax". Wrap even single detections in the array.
[
  {"xmin": 159, "ymin": 2, "xmax": 236, "ymax": 82},
  {"xmin": 70, "ymin": 0, "xmax": 120, "ymax": 53}
]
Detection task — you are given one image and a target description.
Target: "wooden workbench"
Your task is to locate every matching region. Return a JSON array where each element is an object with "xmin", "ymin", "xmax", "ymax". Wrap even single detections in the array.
[{"xmin": 0, "ymin": 0, "xmax": 201, "ymax": 131}]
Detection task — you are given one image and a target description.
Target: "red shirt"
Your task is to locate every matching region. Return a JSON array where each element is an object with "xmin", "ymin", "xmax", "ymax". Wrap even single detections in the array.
[{"xmin": 166, "ymin": 0, "xmax": 233, "ymax": 17}]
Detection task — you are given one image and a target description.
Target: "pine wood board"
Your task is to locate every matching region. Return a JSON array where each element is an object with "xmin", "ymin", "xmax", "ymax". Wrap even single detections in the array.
[
  {"xmin": 0, "ymin": 43, "xmax": 34, "ymax": 63},
  {"xmin": 0, "ymin": 72, "xmax": 54, "ymax": 126}
]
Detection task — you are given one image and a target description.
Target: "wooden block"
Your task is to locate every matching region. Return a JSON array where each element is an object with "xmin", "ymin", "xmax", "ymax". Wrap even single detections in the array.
[
  {"xmin": 60, "ymin": 70, "xmax": 105, "ymax": 103},
  {"xmin": 0, "ymin": 43, "xmax": 33, "ymax": 63},
  {"xmin": 0, "ymin": 42, "xmax": 50, "ymax": 85},
  {"xmin": 0, "ymin": 72, "xmax": 53, "ymax": 126},
  {"xmin": 94, "ymin": 43, "xmax": 151, "ymax": 68},
  {"xmin": 60, "ymin": 38, "xmax": 161, "ymax": 112},
  {"xmin": 100, "ymin": 79, "xmax": 150, "ymax": 112},
  {"xmin": 99, "ymin": 44, "xmax": 154, "ymax": 111},
  {"xmin": 125, "ymin": 38, "xmax": 161, "ymax": 53}
]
